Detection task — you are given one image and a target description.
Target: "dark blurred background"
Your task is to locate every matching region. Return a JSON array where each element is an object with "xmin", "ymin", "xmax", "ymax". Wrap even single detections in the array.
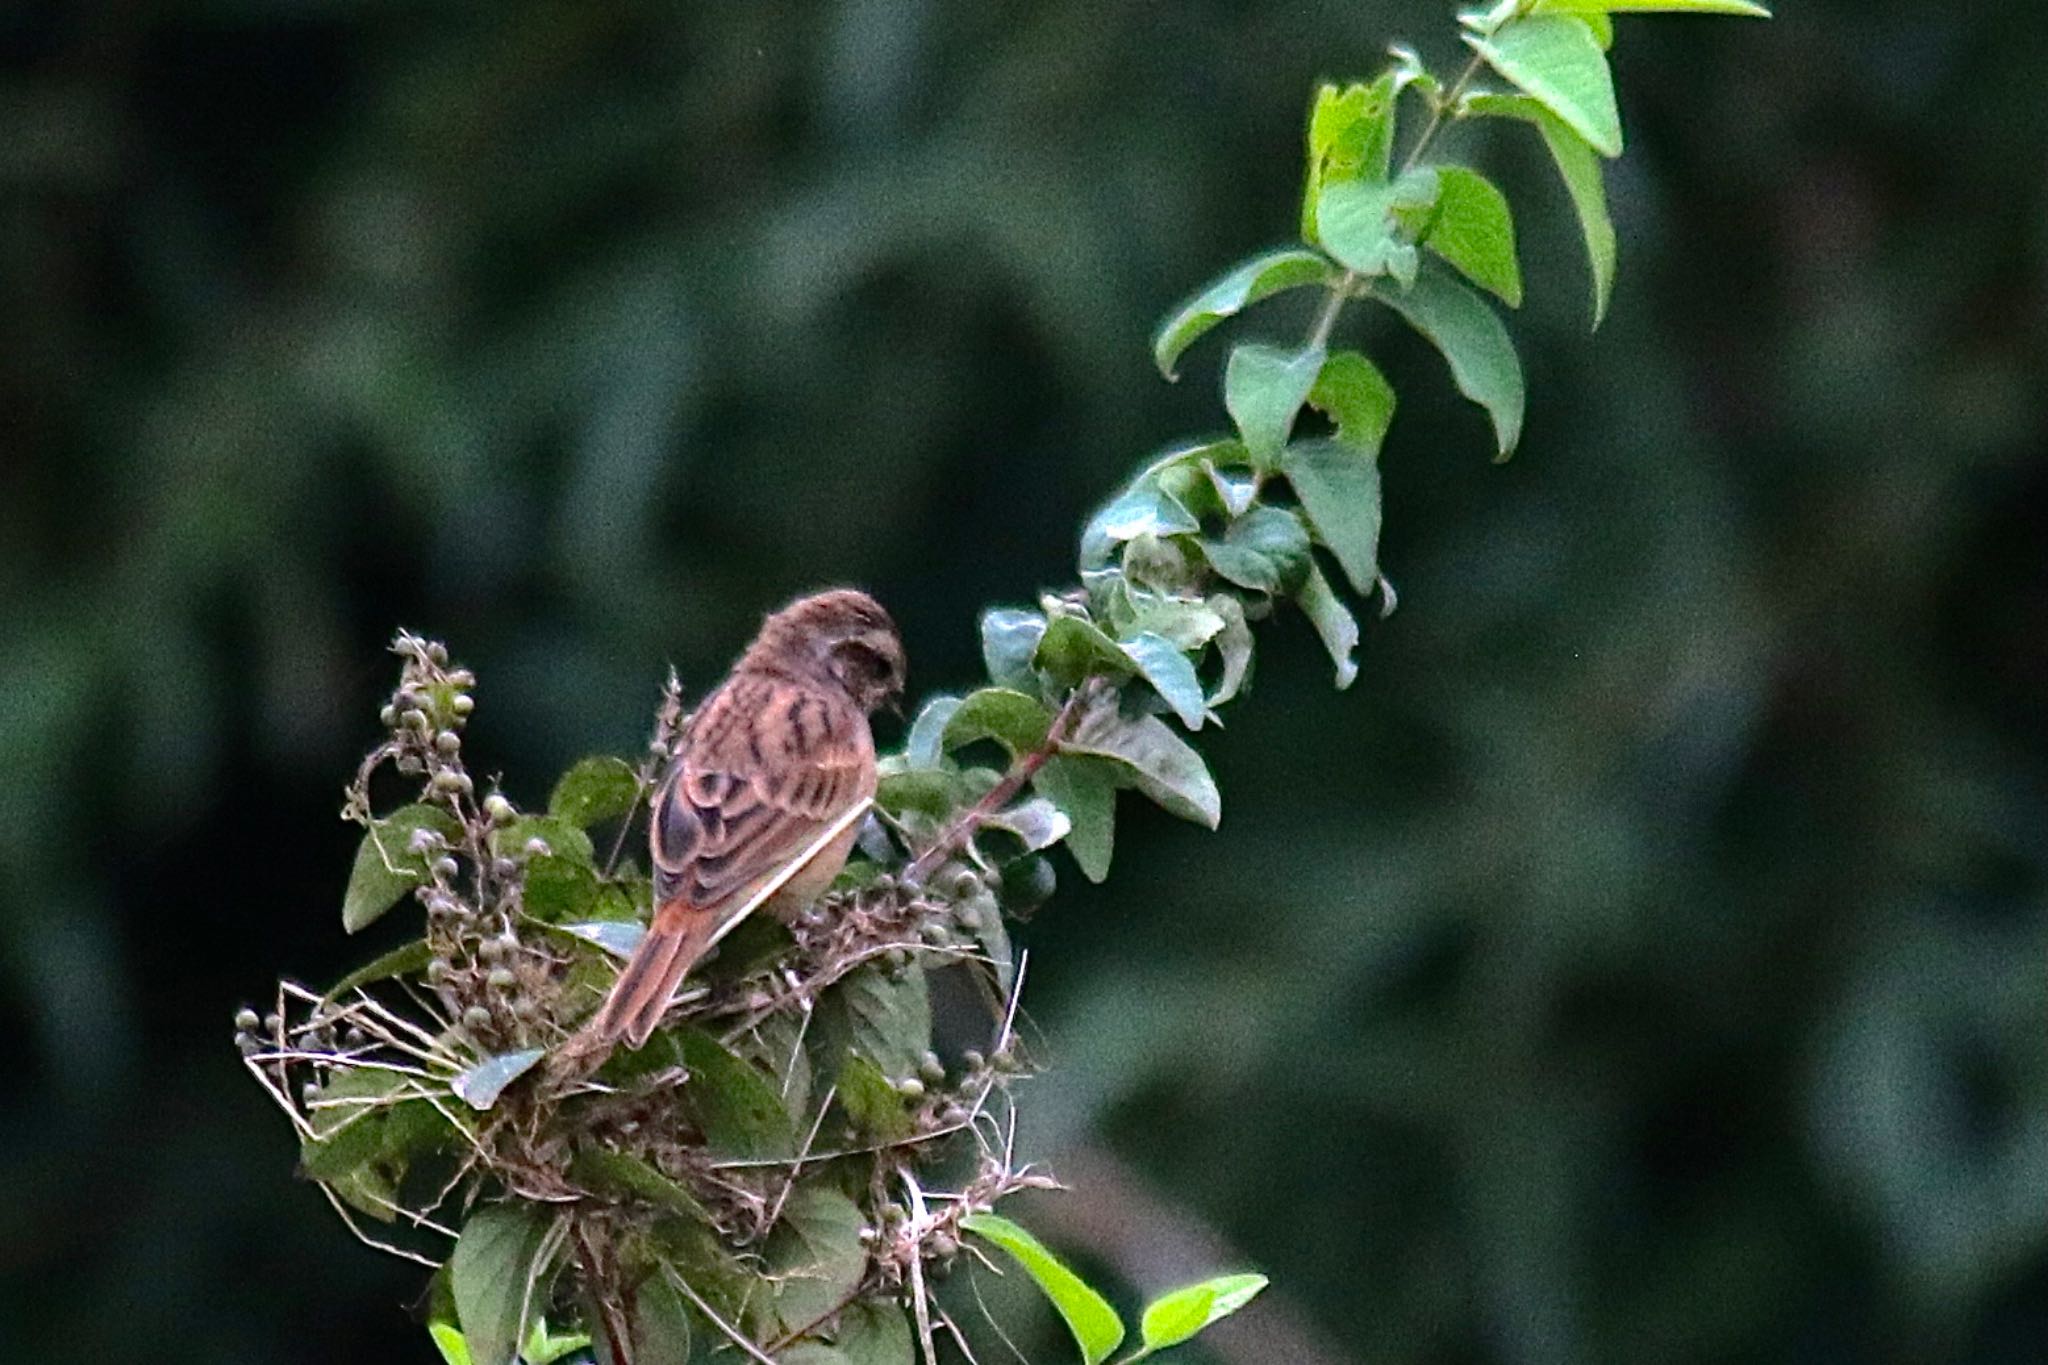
[{"xmin": 3, "ymin": 1, "xmax": 2044, "ymax": 1361}]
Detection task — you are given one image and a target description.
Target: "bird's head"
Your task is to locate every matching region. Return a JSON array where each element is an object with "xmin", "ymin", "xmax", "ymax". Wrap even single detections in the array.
[{"xmin": 755, "ymin": 588, "xmax": 906, "ymax": 713}]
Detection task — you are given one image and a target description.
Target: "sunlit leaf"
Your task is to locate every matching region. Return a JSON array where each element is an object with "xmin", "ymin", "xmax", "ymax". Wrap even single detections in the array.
[
  {"xmin": 558, "ymin": 919, "xmax": 645, "ymax": 959},
  {"xmin": 1464, "ymin": 92, "xmax": 1616, "ymax": 324},
  {"xmin": 1152, "ymin": 249, "xmax": 1338, "ymax": 378},
  {"xmin": 1535, "ymin": 0, "xmax": 1768, "ymax": 14},
  {"xmin": 1301, "ymin": 77, "xmax": 1399, "ymax": 242},
  {"xmin": 1464, "ymin": 15, "xmax": 1622, "ymax": 156},
  {"xmin": 523, "ymin": 1317, "xmax": 593, "ymax": 1365},
  {"xmin": 428, "ymin": 1323, "xmax": 472, "ymax": 1365},
  {"xmin": 1036, "ymin": 613, "xmax": 1138, "ymax": 688},
  {"xmin": 1308, "ymin": 350, "xmax": 1397, "ymax": 452},
  {"xmin": 1137, "ymin": 1274, "xmax": 1269, "ymax": 1355},
  {"xmin": 1315, "ymin": 169, "xmax": 1440, "ymax": 286},
  {"xmin": 961, "ymin": 1213, "xmax": 1125, "ymax": 1365},
  {"xmin": 1424, "ymin": 166, "xmax": 1522, "ymax": 307}
]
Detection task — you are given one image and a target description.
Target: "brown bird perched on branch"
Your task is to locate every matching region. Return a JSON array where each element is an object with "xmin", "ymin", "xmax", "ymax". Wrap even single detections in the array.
[{"xmin": 576, "ymin": 589, "xmax": 905, "ymax": 1051}]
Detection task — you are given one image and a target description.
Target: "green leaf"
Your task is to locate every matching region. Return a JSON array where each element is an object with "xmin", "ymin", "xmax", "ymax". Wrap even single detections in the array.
[
  {"xmin": 523, "ymin": 1317, "xmax": 593, "ymax": 1365},
  {"xmin": 558, "ymin": 919, "xmax": 645, "ymax": 959},
  {"xmin": 984, "ymin": 796, "xmax": 1072, "ymax": 853},
  {"xmin": 342, "ymin": 804, "xmax": 460, "ymax": 933},
  {"xmin": 1200, "ymin": 508, "xmax": 1313, "ymax": 596},
  {"xmin": 1137, "ymin": 1274, "xmax": 1270, "ymax": 1356},
  {"xmin": 300, "ymin": 1068, "xmax": 453, "ymax": 1219},
  {"xmin": 961, "ymin": 1213, "xmax": 1125, "ymax": 1365},
  {"xmin": 1032, "ymin": 755, "xmax": 1118, "ymax": 882},
  {"xmin": 779, "ymin": 1346, "xmax": 853, "ymax": 1365},
  {"xmin": 820, "ymin": 962, "xmax": 932, "ymax": 1080},
  {"xmin": 450, "ymin": 1204, "xmax": 555, "ymax": 1365},
  {"xmin": 944, "ymin": 687, "xmax": 1054, "ymax": 756},
  {"xmin": 836, "ymin": 1052, "xmax": 916, "ymax": 1140},
  {"xmin": 1534, "ymin": 0, "xmax": 1768, "ymax": 14},
  {"xmin": 1063, "ymin": 705, "xmax": 1221, "ymax": 829},
  {"xmin": 834, "ymin": 1301, "xmax": 915, "ymax": 1365},
  {"xmin": 761, "ymin": 1187, "xmax": 870, "ymax": 1335},
  {"xmin": 1085, "ymin": 482, "xmax": 1201, "ymax": 549},
  {"xmin": 1152, "ymin": 249, "xmax": 1338, "ymax": 379},
  {"xmin": 1282, "ymin": 439, "xmax": 1384, "ymax": 596},
  {"xmin": 1377, "ymin": 265, "xmax": 1525, "ymax": 459},
  {"xmin": 1296, "ymin": 561, "xmax": 1360, "ymax": 689},
  {"xmin": 490, "ymin": 814, "xmax": 596, "ymax": 866},
  {"xmin": 1301, "ymin": 77, "xmax": 1399, "ymax": 241},
  {"xmin": 615, "ymin": 1275, "xmax": 691, "ymax": 1365},
  {"xmin": 1464, "ymin": 15, "xmax": 1622, "ymax": 157},
  {"xmin": 547, "ymin": 756, "xmax": 640, "ymax": 829},
  {"xmin": 904, "ymin": 694, "xmax": 964, "ymax": 768},
  {"xmin": 1036, "ymin": 613, "xmax": 1138, "ymax": 688},
  {"xmin": 570, "ymin": 1146, "xmax": 718, "ymax": 1228},
  {"xmin": 1206, "ymin": 594, "xmax": 1255, "ymax": 708},
  {"xmin": 676, "ymin": 1029, "xmax": 794, "ymax": 1159},
  {"xmin": 1224, "ymin": 343, "xmax": 1325, "ymax": 472},
  {"xmin": 1425, "ymin": 166, "xmax": 1523, "ymax": 307},
  {"xmin": 981, "ymin": 609, "xmax": 1048, "ymax": 692},
  {"xmin": 1314, "ymin": 169, "xmax": 1440, "ymax": 286},
  {"xmin": 1465, "ymin": 92, "xmax": 1616, "ymax": 325},
  {"xmin": 452, "ymin": 1048, "xmax": 546, "ymax": 1111},
  {"xmin": 1308, "ymin": 350, "xmax": 1397, "ymax": 452},
  {"xmin": 1123, "ymin": 593, "xmax": 1227, "ymax": 652},
  {"xmin": 322, "ymin": 938, "xmax": 431, "ymax": 1003},
  {"xmin": 428, "ymin": 1323, "xmax": 472, "ymax": 1365},
  {"xmin": 1120, "ymin": 633, "xmax": 1208, "ymax": 730}
]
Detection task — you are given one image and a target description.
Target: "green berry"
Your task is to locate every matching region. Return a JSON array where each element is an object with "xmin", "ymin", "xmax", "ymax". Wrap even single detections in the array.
[
  {"xmin": 233, "ymin": 1007, "xmax": 260, "ymax": 1032},
  {"xmin": 487, "ymin": 967, "xmax": 516, "ymax": 989},
  {"xmin": 484, "ymin": 794, "xmax": 515, "ymax": 825}
]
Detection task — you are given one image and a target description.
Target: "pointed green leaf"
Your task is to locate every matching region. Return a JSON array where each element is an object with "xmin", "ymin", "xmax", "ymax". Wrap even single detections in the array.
[
  {"xmin": 1206, "ymin": 594, "xmax": 1255, "ymax": 708},
  {"xmin": 1119, "ymin": 633, "xmax": 1209, "ymax": 729},
  {"xmin": 1225, "ymin": 343, "xmax": 1326, "ymax": 471},
  {"xmin": 1535, "ymin": 0, "xmax": 1768, "ymax": 14},
  {"xmin": 961, "ymin": 1213, "xmax": 1125, "ymax": 1365},
  {"xmin": 944, "ymin": 688, "xmax": 1054, "ymax": 756},
  {"xmin": 450, "ymin": 1204, "xmax": 554, "ymax": 1365},
  {"xmin": 547, "ymin": 756, "xmax": 641, "ymax": 829},
  {"xmin": 322, "ymin": 938, "xmax": 432, "ymax": 1003},
  {"xmin": 904, "ymin": 694, "xmax": 964, "ymax": 768},
  {"xmin": 1200, "ymin": 508, "xmax": 1313, "ymax": 596},
  {"xmin": 1314, "ymin": 169, "xmax": 1440, "ymax": 284},
  {"xmin": 428, "ymin": 1323, "xmax": 472, "ymax": 1365},
  {"xmin": 819, "ymin": 962, "xmax": 931, "ymax": 1080},
  {"xmin": 1464, "ymin": 92, "xmax": 1616, "ymax": 325},
  {"xmin": 453, "ymin": 1048, "xmax": 546, "ymax": 1112},
  {"xmin": 1032, "ymin": 755, "xmax": 1118, "ymax": 882},
  {"xmin": 1138, "ymin": 1274, "xmax": 1270, "ymax": 1355},
  {"xmin": 1036, "ymin": 613, "xmax": 1138, "ymax": 687},
  {"xmin": 1308, "ymin": 350, "xmax": 1397, "ymax": 452},
  {"xmin": 300, "ymin": 1068, "xmax": 454, "ymax": 1218},
  {"xmin": 1377, "ymin": 265, "xmax": 1524, "ymax": 458},
  {"xmin": 571, "ymin": 1146, "xmax": 718, "ymax": 1228},
  {"xmin": 1464, "ymin": 15, "xmax": 1622, "ymax": 157},
  {"xmin": 1425, "ymin": 166, "xmax": 1523, "ymax": 307},
  {"xmin": 1301, "ymin": 77, "xmax": 1400, "ymax": 242},
  {"xmin": 761, "ymin": 1188, "xmax": 870, "ymax": 1334},
  {"xmin": 523, "ymin": 1318, "xmax": 592, "ymax": 1365},
  {"xmin": 1063, "ymin": 705, "xmax": 1221, "ymax": 829},
  {"xmin": 1086, "ymin": 483, "xmax": 1202, "ymax": 546},
  {"xmin": 601, "ymin": 1276, "xmax": 690, "ymax": 1365},
  {"xmin": 675, "ymin": 1029, "xmax": 793, "ymax": 1159},
  {"xmin": 1282, "ymin": 440, "xmax": 1383, "ymax": 596},
  {"xmin": 984, "ymin": 796, "xmax": 1071, "ymax": 853},
  {"xmin": 836, "ymin": 1052, "xmax": 916, "ymax": 1140},
  {"xmin": 342, "ymin": 804, "xmax": 460, "ymax": 932},
  {"xmin": 1297, "ymin": 562, "xmax": 1360, "ymax": 689},
  {"xmin": 834, "ymin": 1302, "xmax": 915, "ymax": 1365},
  {"xmin": 1123, "ymin": 592, "xmax": 1227, "ymax": 651},
  {"xmin": 980, "ymin": 608, "xmax": 1048, "ymax": 692},
  {"xmin": 1152, "ymin": 249, "xmax": 1338, "ymax": 378}
]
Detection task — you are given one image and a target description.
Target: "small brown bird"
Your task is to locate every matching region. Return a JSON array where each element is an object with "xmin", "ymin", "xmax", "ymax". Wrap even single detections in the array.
[{"xmin": 579, "ymin": 589, "xmax": 905, "ymax": 1050}]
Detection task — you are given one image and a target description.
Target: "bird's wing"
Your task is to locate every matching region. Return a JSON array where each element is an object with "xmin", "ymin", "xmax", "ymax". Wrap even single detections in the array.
[{"xmin": 652, "ymin": 670, "xmax": 874, "ymax": 911}]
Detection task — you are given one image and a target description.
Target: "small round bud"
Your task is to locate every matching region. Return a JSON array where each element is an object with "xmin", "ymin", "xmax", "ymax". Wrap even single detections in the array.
[
  {"xmin": 407, "ymin": 827, "xmax": 443, "ymax": 855},
  {"xmin": 233, "ymin": 1031, "xmax": 257, "ymax": 1054},
  {"xmin": 857, "ymin": 1225, "xmax": 878, "ymax": 1245},
  {"xmin": 524, "ymin": 837, "xmax": 551, "ymax": 858},
  {"xmin": 512, "ymin": 997, "xmax": 540, "ymax": 1022},
  {"xmin": 426, "ymin": 957, "xmax": 452, "ymax": 985},
  {"xmin": 478, "ymin": 937, "xmax": 506, "ymax": 963},
  {"xmin": 402, "ymin": 708, "xmax": 429, "ymax": 733},
  {"xmin": 301, "ymin": 1082, "xmax": 321, "ymax": 1105},
  {"xmin": 451, "ymin": 693, "xmax": 474, "ymax": 717},
  {"xmin": 939, "ymin": 1103, "xmax": 969, "ymax": 1126},
  {"xmin": 492, "ymin": 857, "xmax": 518, "ymax": 880},
  {"xmin": 432, "ymin": 856, "xmax": 460, "ymax": 881},
  {"xmin": 432, "ymin": 769, "xmax": 464, "ymax": 794},
  {"xmin": 483, "ymin": 794, "xmax": 515, "ymax": 825},
  {"xmin": 946, "ymin": 868, "xmax": 982, "ymax": 900},
  {"xmin": 929, "ymin": 1231, "xmax": 960, "ymax": 1260},
  {"xmin": 454, "ymin": 772, "xmax": 474, "ymax": 796},
  {"xmin": 961, "ymin": 1049, "xmax": 986, "ymax": 1072},
  {"xmin": 379, "ymin": 705, "xmax": 398, "ymax": 728},
  {"xmin": 262, "ymin": 1012, "xmax": 283, "ymax": 1034},
  {"xmin": 426, "ymin": 893, "xmax": 458, "ymax": 918},
  {"xmin": 395, "ymin": 755, "xmax": 424, "ymax": 776},
  {"xmin": 895, "ymin": 1077, "xmax": 926, "ymax": 1101},
  {"xmin": 885, "ymin": 948, "xmax": 911, "ymax": 970},
  {"xmin": 954, "ymin": 903, "xmax": 983, "ymax": 932},
  {"xmin": 435, "ymin": 730, "xmax": 461, "ymax": 755},
  {"xmin": 869, "ymin": 873, "xmax": 897, "ymax": 895},
  {"xmin": 919, "ymin": 1053, "xmax": 946, "ymax": 1085},
  {"xmin": 447, "ymin": 667, "xmax": 474, "ymax": 688},
  {"xmin": 234, "ymin": 1007, "xmax": 260, "ymax": 1032},
  {"xmin": 919, "ymin": 922, "xmax": 950, "ymax": 946},
  {"xmin": 487, "ymin": 967, "xmax": 517, "ymax": 990},
  {"xmin": 344, "ymin": 1027, "xmax": 368, "ymax": 1049},
  {"xmin": 427, "ymin": 642, "xmax": 449, "ymax": 665},
  {"xmin": 462, "ymin": 1006, "xmax": 493, "ymax": 1033}
]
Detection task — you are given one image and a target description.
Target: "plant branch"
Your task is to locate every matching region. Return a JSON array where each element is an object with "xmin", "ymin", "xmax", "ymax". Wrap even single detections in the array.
[{"xmin": 904, "ymin": 686, "xmax": 1088, "ymax": 884}]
